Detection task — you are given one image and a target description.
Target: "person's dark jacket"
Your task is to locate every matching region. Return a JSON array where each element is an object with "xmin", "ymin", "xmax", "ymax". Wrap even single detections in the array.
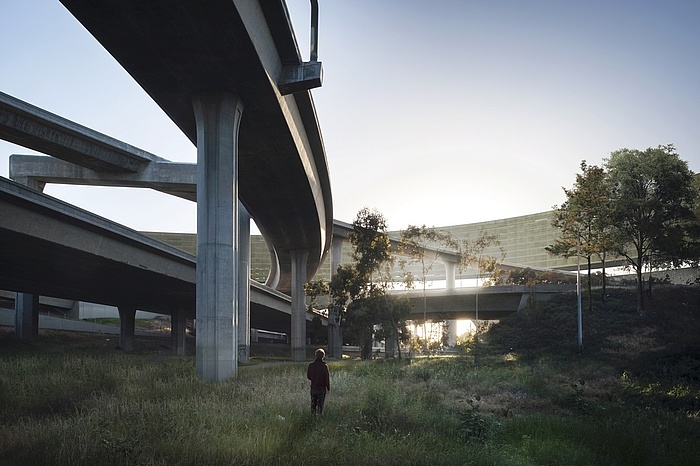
[{"xmin": 307, "ymin": 358, "xmax": 330, "ymax": 392}]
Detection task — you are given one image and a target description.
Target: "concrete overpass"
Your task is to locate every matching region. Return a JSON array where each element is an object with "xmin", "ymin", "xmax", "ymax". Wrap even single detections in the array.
[
  {"xmin": 1, "ymin": 0, "xmax": 333, "ymax": 379},
  {"xmin": 56, "ymin": 0, "xmax": 332, "ymax": 292},
  {"xmin": 396, "ymin": 284, "xmax": 576, "ymax": 321},
  {"xmin": 0, "ymin": 176, "xmax": 319, "ymax": 346}
]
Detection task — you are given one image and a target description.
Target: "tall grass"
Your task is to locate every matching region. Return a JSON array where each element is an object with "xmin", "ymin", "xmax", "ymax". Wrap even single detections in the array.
[{"xmin": 1, "ymin": 286, "xmax": 699, "ymax": 465}]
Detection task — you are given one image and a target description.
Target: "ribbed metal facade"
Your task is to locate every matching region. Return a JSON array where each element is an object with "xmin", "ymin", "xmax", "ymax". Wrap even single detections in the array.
[{"xmin": 143, "ymin": 210, "xmax": 578, "ymax": 286}]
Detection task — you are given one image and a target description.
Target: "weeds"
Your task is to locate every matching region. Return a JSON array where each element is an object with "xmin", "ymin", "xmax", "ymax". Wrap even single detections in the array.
[{"xmin": 1, "ymin": 286, "xmax": 700, "ymax": 464}]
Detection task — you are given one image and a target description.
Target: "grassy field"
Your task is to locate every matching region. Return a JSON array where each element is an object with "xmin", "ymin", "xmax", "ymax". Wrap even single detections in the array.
[{"xmin": 1, "ymin": 285, "xmax": 699, "ymax": 465}]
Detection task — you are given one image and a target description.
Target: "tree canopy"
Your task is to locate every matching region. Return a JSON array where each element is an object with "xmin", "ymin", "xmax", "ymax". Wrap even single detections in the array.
[
  {"xmin": 305, "ymin": 208, "xmax": 411, "ymax": 359},
  {"xmin": 550, "ymin": 145, "xmax": 700, "ymax": 315}
]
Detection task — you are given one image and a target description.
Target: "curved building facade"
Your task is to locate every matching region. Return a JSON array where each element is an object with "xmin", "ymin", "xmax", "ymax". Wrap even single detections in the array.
[{"xmin": 145, "ymin": 210, "xmax": 578, "ymax": 286}]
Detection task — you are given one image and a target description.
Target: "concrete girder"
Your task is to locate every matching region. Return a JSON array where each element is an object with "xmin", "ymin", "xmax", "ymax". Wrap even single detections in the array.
[
  {"xmin": 0, "ymin": 91, "xmax": 164, "ymax": 173},
  {"xmin": 9, "ymin": 155, "xmax": 197, "ymax": 201},
  {"xmin": 0, "ymin": 177, "xmax": 320, "ymax": 346},
  {"xmin": 0, "ymin": 177, "xmax": 196, "ymax": 314},
  {"xmin": 396, "ymin": 284, "xmax": 577, "ymax": 321}
]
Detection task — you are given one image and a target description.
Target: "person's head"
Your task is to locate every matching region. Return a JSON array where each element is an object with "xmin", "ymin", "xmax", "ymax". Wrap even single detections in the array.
[{"xmin": 315, "ymin": 348, "xmax": 325, "ymax": 360}]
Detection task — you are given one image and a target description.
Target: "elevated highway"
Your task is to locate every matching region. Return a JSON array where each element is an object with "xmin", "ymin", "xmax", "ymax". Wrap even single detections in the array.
[
  {"xmin": 57, "ymin": 0, "xmax": 332, "ymax": 292},
  {"xmin": 0, "ymin": 176, "xmax": 312, "ymax": 340},
  {"xmin": 1, "ymin": 0, "xmax": 332, "ymax": 378},
  {"xmin": 396, "ymin": 284, "xmax": 576, "ymax": 321}
]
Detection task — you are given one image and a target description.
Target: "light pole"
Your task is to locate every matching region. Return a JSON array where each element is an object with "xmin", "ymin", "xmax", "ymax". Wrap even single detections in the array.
[{"xmin": 576, "ymin": 225, "xmax": 583, "ymax": 353}]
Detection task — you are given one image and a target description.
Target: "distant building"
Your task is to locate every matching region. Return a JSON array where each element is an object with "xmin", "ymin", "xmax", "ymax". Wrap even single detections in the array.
[{"xmin": 143, "ymin": 210, "xmax": 580, "ymax": 285}]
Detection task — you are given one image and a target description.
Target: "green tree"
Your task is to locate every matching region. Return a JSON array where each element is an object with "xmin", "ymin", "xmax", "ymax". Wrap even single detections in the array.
[
  {"xmin": 548, "ymin": 161, "xmax": 619, "ymax": 310},
  {"xmin": 305, "ymin": 208, "xmax": 407, "ymax": 360},
  {"xmin": 460, "ymin": 229, "xmax": 504, "ymax": 288},
  {"xmin": 605, "ymin": 144, "xmax": 699, "ymax": 314}
]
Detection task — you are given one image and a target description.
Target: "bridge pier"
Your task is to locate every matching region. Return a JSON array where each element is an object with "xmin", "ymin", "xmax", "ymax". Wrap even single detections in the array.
[
  {"xmin": 238, "ymin": 203, "xmax": 251, "ymax": 364},
  {"xmin": 444, "ymin": 260, "xmax": 458, "ymax": 347},
  {"xmin": 193, "ymin": 91, "xmax": 243, "ymax": 381},
  {"xmin": 14, "ymin": 292, "xmax": 39, "ymax": 342},
  {"xmin": 118, "ymin": 305, "xmax": 136, "ymax": 352},
  {"xmin": 12, "ymin": 177, "xmax": 41, "ymax": 343},
  {"xmin": 444, "ymin": 261, "xmax": 456, "ymax": 290},
  {"xmin": 171, "ymin": 309, "xmax": 187, "ymax": 356},
  {"xmin": 291, "ymin": 249, "xmax": 309, "ymax": 362}
]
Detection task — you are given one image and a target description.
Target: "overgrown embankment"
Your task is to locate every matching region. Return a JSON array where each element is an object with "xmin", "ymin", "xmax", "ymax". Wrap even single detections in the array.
[{"xmin": 0, "ymin": 285, "xmax": 698, "ymax": 465}]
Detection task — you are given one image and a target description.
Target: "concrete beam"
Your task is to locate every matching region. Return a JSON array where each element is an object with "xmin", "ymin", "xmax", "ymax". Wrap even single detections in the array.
[
  {"xmin": 9, "ymin": 155, "xmax": 196, "ymax": 201},
  {"xmin": 0, "ymin": 91, "xmax": 164, "ymax": 173},
  {"xmin": 278, "ymin": 62, "xmax": 323, "ymax": 95}
]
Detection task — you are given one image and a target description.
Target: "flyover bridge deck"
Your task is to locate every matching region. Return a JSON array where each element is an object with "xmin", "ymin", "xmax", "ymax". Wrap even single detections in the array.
[{"xmin": 0, "ymin": 176, "xmax": 305, "ymax": 334}]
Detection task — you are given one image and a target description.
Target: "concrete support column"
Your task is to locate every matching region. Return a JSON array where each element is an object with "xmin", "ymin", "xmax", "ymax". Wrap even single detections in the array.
[
  {"xmin": 118, "ymin": 305, "xmax": 136, "ymax": 352},
  {"xmin": 238, "ymin": 202, "xmax": 251, "ymax": 363},
  {"xmin": 193, "ymin": 92, "xmax": 244, "ymax": 381},
  {"xmin": 447, "ymin": 320, "xmax": 458, "ymax": 347},
  {"xmin": 13, "ymin": 178, "xmax": 42, "ymax": 343},
  {"xmin": 445, "ymin": 261, "xmax": 456, "ymax": 290},
  {"xmin": 14, "ymin": 292, "xmax": 39, "ymax": 342},
  {"xmin": 290, "ymin": 249, "xmax": 309, "ymax": 362},
  {"xmin": 444, "ymin": 262, "xmax": 458, "ymax": 348},
  {"xmin": 327, "ymin": 235, "xmax": 344, "ymax": 359},
  {"xmin": 171, "ymin": 309, "xmax": 187, "ymax": 356}
]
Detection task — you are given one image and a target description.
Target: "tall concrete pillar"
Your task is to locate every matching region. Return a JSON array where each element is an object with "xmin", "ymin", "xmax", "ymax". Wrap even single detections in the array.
[
  {"xmin": 118, "ymin": 305, "xmax": 136, "ymax": 352},
  {"xmin": 328, "ymin": 235, "xmax": 344, "ymax": 359},
  {"xmin": 447, "ymin": 319, "xmax": 458, "ymax": 347},
  {"xmin": 444, "ymin": 261, "xmax": 458, "ymax": 347},
  {"xmin": 445, "ymin": 261, "xmax": 456, "ymax": 290},
  {"xmin": 238, "ymin": 202, "xmax": 251, "ymax": 363},
  {"xmin": 291, "ymin": 249, "xmax": 309, "ymax": 362},
  {"xmin": 193, "ymin": 92, "xmax": 244, "ymax": 381},
  {"xmin": 13, "ymin": 179, "xmax": 42, "ymax": 342},
  {"xmin": 171, "ymin": 309, "xmax": 186, "ymax": 356},
  {"xmin": 14, "ymin": 292, "xmax": 39, "ymax": 342}
]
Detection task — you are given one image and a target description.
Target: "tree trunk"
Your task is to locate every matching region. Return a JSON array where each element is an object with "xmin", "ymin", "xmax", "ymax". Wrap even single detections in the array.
[
  {"xmin": 636, "ymin": 260, "xmax": 645, "ymax": 315},
  {"xmin": 601, "ymin": 254, "xmax": 607, "ymax": 302},
  {"xmin": 361, "ymin": 333, "xmax": 373, "ymax": 360}
]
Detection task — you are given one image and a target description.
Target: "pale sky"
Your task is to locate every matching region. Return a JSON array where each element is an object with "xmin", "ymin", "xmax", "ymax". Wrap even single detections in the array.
[{"xmin": 1, "ymin": 0, "xmax": 699, "ymax": 233}]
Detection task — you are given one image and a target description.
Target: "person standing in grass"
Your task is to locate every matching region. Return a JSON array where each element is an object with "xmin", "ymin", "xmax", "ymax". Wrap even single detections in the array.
[{"xmin": 307, "ymin": 348, "xmax": 330, "ymax": 416}]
